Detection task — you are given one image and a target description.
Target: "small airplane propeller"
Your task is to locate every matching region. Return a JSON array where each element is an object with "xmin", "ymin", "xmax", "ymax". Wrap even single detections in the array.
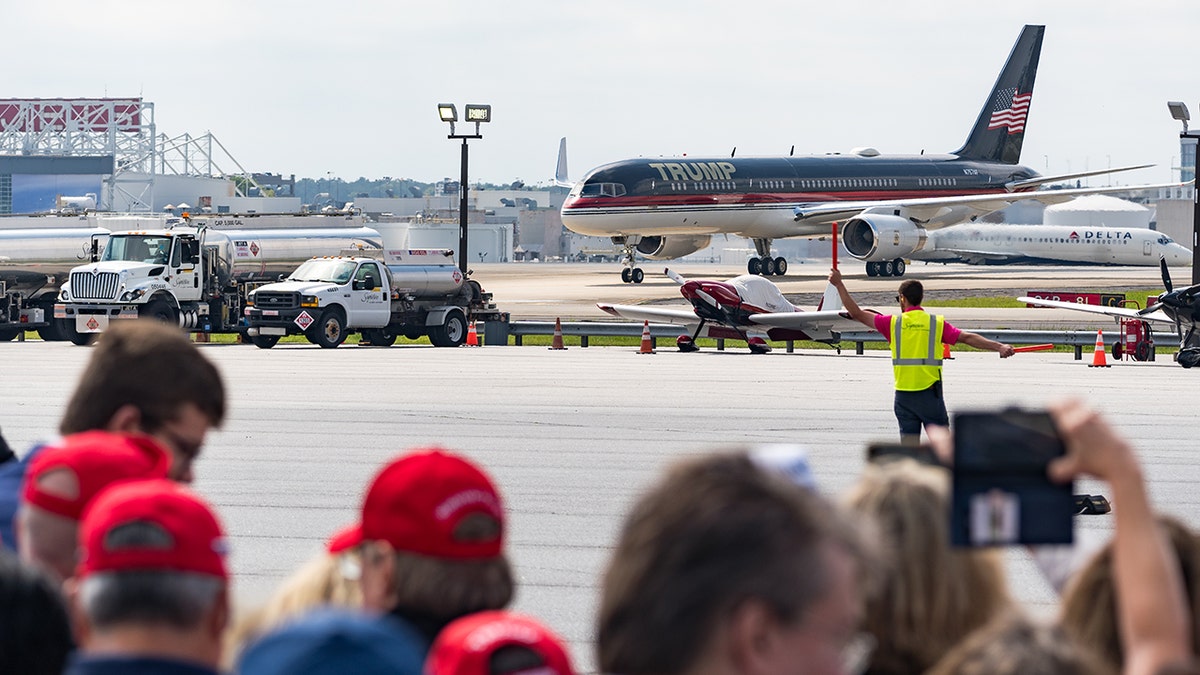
[
  {"xmin": 665, "ymin": 267, "xmax": 721, "ymax": 309},
  {"xmin": 1161, "ymin": 256, "xmax": 1173, "ymax": 294}
]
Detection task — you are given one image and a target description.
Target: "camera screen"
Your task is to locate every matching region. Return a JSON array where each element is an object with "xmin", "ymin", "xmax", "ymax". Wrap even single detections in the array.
[
  {"xmin": 950, "ymin": 409, "xmax": 1073, "ymax": 547},
  {"xmin": 954, "ymin": 410, "xmax": 1064, "ymax": 472}
]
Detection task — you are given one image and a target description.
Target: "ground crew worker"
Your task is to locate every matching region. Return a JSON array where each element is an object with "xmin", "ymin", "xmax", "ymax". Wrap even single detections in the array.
[{"xmin": 829, "ymin": 268, "xmax": 1014, "ymax": 443}]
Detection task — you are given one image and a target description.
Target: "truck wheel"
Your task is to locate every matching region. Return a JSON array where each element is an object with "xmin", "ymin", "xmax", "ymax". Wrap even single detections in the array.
[
  {"xmin": 429, "ymin": 310, "xmax": 467, "ymax": 347},
  {"xmin": 307, "ymin": 309, "xmax": 346, "ymax": 348},
  {"xmin": 141, "ymin": 298, "xmax": 177, "ymax": 325},
  {"xmin": 250, "ymin": 335, "xmax": 280, "ymax": 349},
  {"xmin": 403, "ymin": 329, "xmax": 424, "ymax": 341},
  {"xmin": 364, "ymin": 328, "xmax": 397, "ymax": 347},
  {"xmin": 66, "ymin": 323, "xmax": 92, "ymax": 346},
  {"xmin": 38, "ymin": 317, "xmax": 68, "ymax": 341}
]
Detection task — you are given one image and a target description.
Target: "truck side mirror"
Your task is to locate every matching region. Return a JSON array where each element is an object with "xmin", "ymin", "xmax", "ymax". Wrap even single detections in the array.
[
  {"xmin": 186, "ymin": 240, "xmax": 201, "ymax": 264},
  {"xmin": 89, "ymin": 236, "xmax": 100, "ymax": 262}
]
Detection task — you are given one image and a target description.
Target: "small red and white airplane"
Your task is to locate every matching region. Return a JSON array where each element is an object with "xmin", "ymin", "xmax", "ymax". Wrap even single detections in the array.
[{"xmin": 597, "ymin": 268, "xmax": 869, "ymax": 354}]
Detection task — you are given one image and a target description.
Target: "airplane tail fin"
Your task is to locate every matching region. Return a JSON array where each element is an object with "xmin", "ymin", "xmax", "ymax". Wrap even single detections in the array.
[
  {"xmin": 554, "ymin": 137, "xmax": 573, "ymax": 188},
  {"xmin": 952, "ymin": 24, "xmax": 1044, "ymax": 165},
  {"xmin": 817, "ymin": 281, "xmax": 843, "ymax": 312}
]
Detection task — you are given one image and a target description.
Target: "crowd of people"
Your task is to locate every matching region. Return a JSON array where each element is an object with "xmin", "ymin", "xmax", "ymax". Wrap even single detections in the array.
[{"xmin": 1, "ymin": 318, "xmax": 1198, "ymax": 675}]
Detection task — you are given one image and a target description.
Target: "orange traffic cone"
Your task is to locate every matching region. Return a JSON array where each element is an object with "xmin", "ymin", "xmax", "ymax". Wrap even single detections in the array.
[
  {"xmin": 549, "ymin": 318, "xmax": 567, "ymax": 350},
  {"xmin": 942, "ymin": 342, "xmax": 953, "ymax": 360},
  {"xmin": 1088, "ymin": 329, "xmax": 1110, "ymax": 368},
  {"xmin": 638, "ymin": 320, "xmax": 656, "ymax": 354},
  {"xmin": 466, "ymin": 321, "xmax": 479, "ymax": 346}
]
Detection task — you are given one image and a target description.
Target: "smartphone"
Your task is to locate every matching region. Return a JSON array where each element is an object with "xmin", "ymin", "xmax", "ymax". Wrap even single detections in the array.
[
  {"xmin": 950, "ymin": 408, "xmax": 1074, "ymax": 547},
  {"xmin": 866, "ymin": 442, "xmax": 941, "ymax": 467}
]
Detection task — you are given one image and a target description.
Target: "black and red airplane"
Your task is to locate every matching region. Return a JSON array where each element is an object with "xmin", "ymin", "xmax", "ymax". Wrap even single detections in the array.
[
  {"xmin": 561, "ymin": 25, "xmax": 1175, "ymax": 283},
  {"xmin": 598, "ymin": 268, "xmax": 863, "ymax": 354}
]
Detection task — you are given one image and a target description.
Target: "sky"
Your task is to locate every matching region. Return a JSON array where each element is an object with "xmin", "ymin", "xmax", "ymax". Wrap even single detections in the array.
[{"xmin": 5, "ymin": 1, "xmax": 1200, "ymax": 187}]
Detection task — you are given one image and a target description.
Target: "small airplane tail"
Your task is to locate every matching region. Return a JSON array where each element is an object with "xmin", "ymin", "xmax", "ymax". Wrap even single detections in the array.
[
  {"xmin": 554, "ymin": 137, "xmax": 572, "ymax": 188},
  {"xmin": 816, "ymin": 281, "xmax": 843, "ymax": 312},
  {"xmin": 952, "ymin": 24, "xmax": 1044, "ymax": 165}
]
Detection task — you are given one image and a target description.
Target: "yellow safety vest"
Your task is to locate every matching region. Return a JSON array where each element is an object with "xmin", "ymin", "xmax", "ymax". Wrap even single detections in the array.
[{"xmin": 890, "ymin": 310, "xmax": 945, "ymax": 391}]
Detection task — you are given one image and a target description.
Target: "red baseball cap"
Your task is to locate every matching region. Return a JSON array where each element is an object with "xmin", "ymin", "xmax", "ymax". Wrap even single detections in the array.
[
  {"xmin": 22, "ymin": 431, "xmax": 171, "ymax": 520},
  {"xmin": 348, "ymin": 448, "xmax": 505, "ymax": 560},
  {"xmin": 427, "ymin": 611, "xmax": 576, "ymax": 675},
  {"xmin": 77, "ymin": 479, "xmax": 229, "ymax": 580},
  {"xmin": 326, "ymin": 523, "xmax": 360, "ymax": 554}
]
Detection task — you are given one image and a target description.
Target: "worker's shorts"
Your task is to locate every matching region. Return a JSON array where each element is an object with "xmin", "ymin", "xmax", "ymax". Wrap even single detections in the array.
[{"xmin": 893, "ymin": 380, "xmax": 948, "ymax": 436}]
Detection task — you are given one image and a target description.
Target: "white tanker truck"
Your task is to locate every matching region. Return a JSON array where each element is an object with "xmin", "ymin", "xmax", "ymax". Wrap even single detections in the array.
[
  {"xmin": 243, "ymin": 248, "xmax": 505, "ymax": 348},
  {"xmin": 54, "ymin": 215, "xmax": 384, "ymax": 345},
  {"xmin": 0, "ymin": 227, "xmax": 109, "ymax": 341}
]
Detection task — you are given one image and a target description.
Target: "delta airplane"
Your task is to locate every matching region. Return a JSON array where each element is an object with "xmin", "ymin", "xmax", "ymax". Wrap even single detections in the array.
[
  {"xmin": 560, "ymin": 25, "xmax": 1180, "ymax": 284},
  {"xmin": 907, "ymin": 224, "xmax": 1191, "ymax": 270}
]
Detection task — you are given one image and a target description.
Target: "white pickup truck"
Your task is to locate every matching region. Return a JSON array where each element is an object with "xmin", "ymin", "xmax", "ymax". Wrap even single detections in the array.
[{"xmin": 242, "ymin": 249, "xmax": 503, "ymax": 348}]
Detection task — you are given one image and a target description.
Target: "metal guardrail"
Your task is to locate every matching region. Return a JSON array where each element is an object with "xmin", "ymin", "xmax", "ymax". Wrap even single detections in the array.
[{"xmin": 490, "ymin": 321, "xmax": 1176, "ymax": 360}]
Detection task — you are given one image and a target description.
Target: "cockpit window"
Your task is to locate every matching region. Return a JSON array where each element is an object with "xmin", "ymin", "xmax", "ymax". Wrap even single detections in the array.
[
  {"xmin": 580, "ymin": 182, "xmax": 627, "ymax": 197},
  {"xmin": 1159, "ymin": 236, "xmax": 1175, "ymax": 245}
]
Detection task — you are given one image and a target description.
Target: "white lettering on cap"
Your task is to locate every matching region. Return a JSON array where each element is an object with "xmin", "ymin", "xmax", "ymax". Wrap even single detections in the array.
[
  {"xmin": 435, "ymin": 489, "xmax": 500, "ymax": 522},
  {"xmin": 465, "ymin": 620, "xmax": 543, "ymax": 652}
]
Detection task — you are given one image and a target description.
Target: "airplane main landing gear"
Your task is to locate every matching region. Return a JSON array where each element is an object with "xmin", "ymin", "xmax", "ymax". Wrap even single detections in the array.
[
  {"xmin": 1176, "ymin": 348, "xmax": 1200, "ymax": 369},
  {"xmin": 747, "ymin": 256, "xmax": 789, "ymax": 277},
  {"xmin": 866, "ymin": 259, "xmax": 907, "ymax": 277},
  {"xmin": 620, "ymin": 267, "xmax": 645, "ymax": 284},
  {"xmin": 748, "ymin": 238, "xmax": 788, "ymax": 277}
]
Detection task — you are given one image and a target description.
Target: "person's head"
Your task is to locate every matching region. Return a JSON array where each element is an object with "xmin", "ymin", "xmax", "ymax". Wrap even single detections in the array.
[
  {"xmin": 0, "ymin": 553, "xmax": 74, "ymax": 675},
  {"xmin": 226, "ymin": 526, "xmax": 365, "ymax": 667},
  {"xmin": 59, "ymin": 319, "xmax": 226, "ymax": 483},
  {"xmin": 926, "ymin": 611, "xmax": 1114, "ymax": 675},
  {"xmin": 897, "ymin": 279, "xmax": 923, "ymax": 308},
  {"xmin": 1060, "ymin": 515, "xmax": 1200, "ymax": 670},
  {"xmin": 428, "ymin": 610, "xmax": 576, "ymax": 675},
  {"xmin": 68, "ymin": 479, "xmax": 230, "ymax": 667},
  {"xmin": 842, "ymin": 459, "xmax": 1010, "ymax": 674},
  {"xmin": 16, "ymin": 431, "xmax": 171, "ymax": 581},
  {"xmin": 236, "ymin": 609, "xmax": 425, "ymax": 675},
  {"xmin": 349, "ymin": 448, "xmax": 513, "ymax": 629},
  {"xmin": 597, "ymin": 451, "xmax": 873, "ymax": 675}
]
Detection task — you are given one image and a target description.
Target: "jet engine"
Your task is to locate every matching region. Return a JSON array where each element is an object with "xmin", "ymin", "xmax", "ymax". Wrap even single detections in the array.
[
  {"xmin": 635, "ymin": 235, "xmax": 713, "ymax": 260},
  {"xmin": 840, "ymin": 215, "xmax": 928, "ymax": 262}
]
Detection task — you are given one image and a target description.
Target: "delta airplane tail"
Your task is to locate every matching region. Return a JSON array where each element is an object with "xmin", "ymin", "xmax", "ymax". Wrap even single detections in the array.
[{"xmin": 952, "ymin": 24, "xmax": 1044, "ymax": 165}]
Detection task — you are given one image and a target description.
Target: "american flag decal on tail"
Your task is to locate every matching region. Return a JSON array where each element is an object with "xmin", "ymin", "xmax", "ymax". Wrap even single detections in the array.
[{"xmin": 987, "ymin": 88, "xmax": 1031, "ymax": 134}]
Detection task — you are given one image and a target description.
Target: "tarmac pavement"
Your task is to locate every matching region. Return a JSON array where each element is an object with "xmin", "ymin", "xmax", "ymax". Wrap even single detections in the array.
[{"xmin": 2, "ymin": 334, "xmax": 1196, "ymax": 671}]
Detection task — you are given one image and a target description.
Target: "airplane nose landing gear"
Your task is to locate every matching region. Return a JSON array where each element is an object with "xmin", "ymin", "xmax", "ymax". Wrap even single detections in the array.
[{"xmin": 677, "ymin": 335, "xmax": 699, "ymax": 352}]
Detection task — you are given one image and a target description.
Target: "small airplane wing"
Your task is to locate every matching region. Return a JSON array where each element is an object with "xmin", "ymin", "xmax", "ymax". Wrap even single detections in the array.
[
  {"xmin": 1017, "ymin": 296, "xmax": 1174, "ymax": 324},
  {"xmin": 793, "ymin": 180, "xmax": 1189, "ymax": 227},
  {"xmin": 748, "ymin": 309, "xmax": 866, "ymax": 333},
  {"xmin": 597, "ymin": 302, "xmax": 700, "ymax": 327}
]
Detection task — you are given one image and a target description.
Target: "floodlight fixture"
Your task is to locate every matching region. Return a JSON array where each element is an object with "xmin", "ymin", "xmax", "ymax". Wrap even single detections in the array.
[
  {"xmin": 465, "ymin": 104, "xmax": 491, "ymax": 123},
  {"xmin": 437, "ymin": 103, "xmax": 458, "ymax": 123},
  {"xmin": 1167, "ymin": 101, "xmax": 1190, "ymax": 132}
]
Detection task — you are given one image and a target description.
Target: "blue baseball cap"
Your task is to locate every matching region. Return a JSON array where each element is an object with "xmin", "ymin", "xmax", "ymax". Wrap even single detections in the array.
[{"xmin": 237, "ymin": 609, "xmax": 426, "ymax": 675}]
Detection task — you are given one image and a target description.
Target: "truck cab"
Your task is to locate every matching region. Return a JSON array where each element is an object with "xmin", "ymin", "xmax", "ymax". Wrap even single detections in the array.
[{"xmin": 56, "ymin": 228, "xmax": 204, "ymax": 342}]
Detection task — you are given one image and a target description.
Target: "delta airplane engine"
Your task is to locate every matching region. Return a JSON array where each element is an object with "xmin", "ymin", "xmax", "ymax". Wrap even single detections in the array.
[
  {"xmin": 635, "ymin": 235, "xmax": 712, "ymax": 260},
  {"xmin": 841, "ymin": 215, "xmax": 928, "ymax": 262}
]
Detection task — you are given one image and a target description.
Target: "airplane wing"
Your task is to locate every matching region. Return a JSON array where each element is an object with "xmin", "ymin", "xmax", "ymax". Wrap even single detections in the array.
[
  {"xmin": 793, "ymin": 180, "xmax": 1189, "ymax": 227},
  {"xmin": 748, "ymin": 309, "xmax": 865, "ymax": 332},
  {"xmin": 1017, "ymin": 297, "xmax": 1175, "ymax": 324},
  {"xmin": 927, "ymin": 247, "xmax": 1016, "ymax": 264},
  {"xmin": 596, "ymin": 303, "xmax": 700, "ymax": 327}
]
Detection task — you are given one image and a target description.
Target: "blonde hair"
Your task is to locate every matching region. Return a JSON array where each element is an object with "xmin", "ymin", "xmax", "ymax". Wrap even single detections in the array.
[
  {"xmin": 224, "ymin": 549, "xmax": 362, "ymax": 668},
  {"xmin": 1060, "ymin": 515, "xmax": 1200, "ymax": 671},
  {"xmin": 843, "ymin": 459, "xmax": 1011, "ymax": 674}
]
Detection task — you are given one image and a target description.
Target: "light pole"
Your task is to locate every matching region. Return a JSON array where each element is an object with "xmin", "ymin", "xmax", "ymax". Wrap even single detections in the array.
[
  {"xmin": 1167, "ymin": 101, "xmax": 1200, "ymax": 285},
  {"xmin": 438, "ymin": 103, "xmax": 491, "ymax": 275}
]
